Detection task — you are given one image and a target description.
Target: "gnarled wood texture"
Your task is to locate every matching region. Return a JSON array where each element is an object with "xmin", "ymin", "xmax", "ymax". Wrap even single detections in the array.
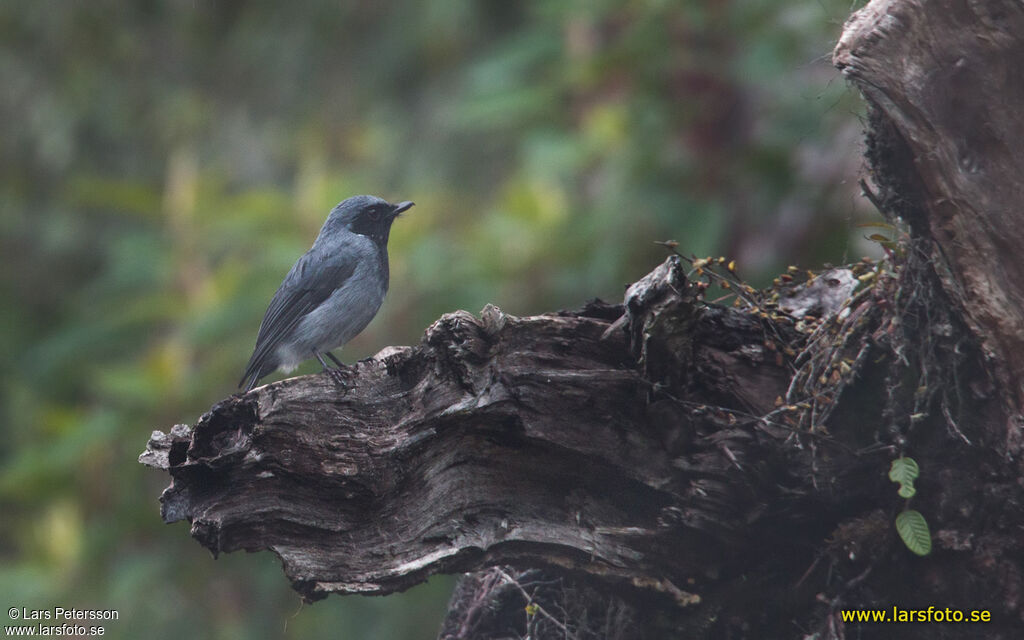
[
  {"xmin": 141, "ymin": 1, "xmax": 1024, "ymax": 637},
  {"xmin": 834, "ymin": 0, "xmax": 1024, "ymax": 448},
  {"xmin": 141, "ymin": 258, "xmax": 793, "ymax": 604}
]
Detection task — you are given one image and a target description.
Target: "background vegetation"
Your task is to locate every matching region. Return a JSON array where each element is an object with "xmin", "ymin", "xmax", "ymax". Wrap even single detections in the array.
[{"xmin": 1, "ymin": 1, "xmax": 871, "ymax": 638}]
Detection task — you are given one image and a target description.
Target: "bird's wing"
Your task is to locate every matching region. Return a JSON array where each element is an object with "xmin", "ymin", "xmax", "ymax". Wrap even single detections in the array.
[{"xmin": 239, "ymin": 246, "xmax": 359, "ymax": 389}]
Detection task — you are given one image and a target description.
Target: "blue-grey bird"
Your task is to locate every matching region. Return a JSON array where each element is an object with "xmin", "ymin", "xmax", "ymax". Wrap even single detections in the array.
[{"xmin": 239, "ymin": 195, "xmax": 414, "ymax": 392}]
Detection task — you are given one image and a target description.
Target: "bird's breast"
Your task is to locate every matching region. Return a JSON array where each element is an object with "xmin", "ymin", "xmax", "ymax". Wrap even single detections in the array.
[{"xmin": 288, "ymin": 259, "xmax": 388, "ymax": 355}]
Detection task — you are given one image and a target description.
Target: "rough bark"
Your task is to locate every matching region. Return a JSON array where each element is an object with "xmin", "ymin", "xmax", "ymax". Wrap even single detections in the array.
[
  {"xmin": 141, "ymin": 259, "xmax": 792, "ymax": 602},
  {"xmin": 141, "ymin": 0, "xmax": 1024, "ymax": 637},
  {"xmin": 834, "ymin": 0, "xmax": 1024, "ymax": 449}
]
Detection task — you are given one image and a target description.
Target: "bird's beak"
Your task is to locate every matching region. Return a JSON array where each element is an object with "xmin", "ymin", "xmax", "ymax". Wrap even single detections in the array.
[{"xmin": 392, "ymin": 201, "xmax": 415, "ymax": 216}]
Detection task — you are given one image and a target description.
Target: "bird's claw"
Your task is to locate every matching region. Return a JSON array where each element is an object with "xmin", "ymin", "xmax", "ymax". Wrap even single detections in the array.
[{"xmin": 325, "ymin": 366, "xmax": 350, "ymax": 389}]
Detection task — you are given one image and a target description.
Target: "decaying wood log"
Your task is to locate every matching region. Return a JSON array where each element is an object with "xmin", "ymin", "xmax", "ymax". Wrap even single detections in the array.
[
  {"xmin": 141, "ymin": 0, "xmax": 1024, "ymax": 637},
  {"xmin": 834, "ymin": 0, "xmax": 1024, "ymax": 449},
  {"xmin": 140, "ymin": 257, "xmax": 795, "ymax": 601}
]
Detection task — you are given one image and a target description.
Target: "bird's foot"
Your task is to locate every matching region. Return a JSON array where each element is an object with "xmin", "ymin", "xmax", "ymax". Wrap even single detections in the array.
[
  {"xmin": 325, "ymin": 366, "xmax": 351, "ymax": 389},
  {"xmin": 314, "ymin": 350, "xmax": 352, "ymax": 389}
]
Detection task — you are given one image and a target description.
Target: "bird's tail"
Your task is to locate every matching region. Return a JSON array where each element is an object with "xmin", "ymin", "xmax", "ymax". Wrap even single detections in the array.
[{"xmin": 239, "ymin": 360, "xmax": 275, "ymax": 393}]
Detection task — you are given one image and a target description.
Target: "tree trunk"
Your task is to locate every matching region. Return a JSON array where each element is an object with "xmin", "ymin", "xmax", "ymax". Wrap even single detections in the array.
[{"xmin": 140, "ymin": 1, "xmax": 1024, "ymax": 637}]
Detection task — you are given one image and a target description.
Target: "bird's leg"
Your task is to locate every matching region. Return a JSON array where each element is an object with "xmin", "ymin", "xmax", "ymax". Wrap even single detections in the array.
[
  {"xmin": 313, "ymin": 349, "xmax": 348, "ymax": 387},
  {"xmin": 325, "ymin": 351, "xmax": 345, "ymax": 368}
]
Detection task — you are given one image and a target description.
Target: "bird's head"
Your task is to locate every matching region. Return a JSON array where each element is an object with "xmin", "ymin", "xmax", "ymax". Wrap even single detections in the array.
[{"xmin": 318, "ymin": 195, "xmax": 414, "ymax": 245}]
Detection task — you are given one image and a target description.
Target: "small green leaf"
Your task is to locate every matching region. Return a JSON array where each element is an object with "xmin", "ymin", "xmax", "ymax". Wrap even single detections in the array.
[
  {"xmin": 856, "ymin": 222, "xmax": 897, "ymax": 231},
  {"xmin": 888, "ymin": 457, "xmax": 919, "ymax": 499},
  {"xmin": 895, "ymin": 510, "xmax": 932, "ymax": 556}
]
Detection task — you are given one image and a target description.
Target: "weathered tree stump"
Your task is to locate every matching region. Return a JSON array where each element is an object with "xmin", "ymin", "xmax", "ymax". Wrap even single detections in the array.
[{"xmin": 141, "ymin": 1, "xmax": 1024, "ymax": 637}]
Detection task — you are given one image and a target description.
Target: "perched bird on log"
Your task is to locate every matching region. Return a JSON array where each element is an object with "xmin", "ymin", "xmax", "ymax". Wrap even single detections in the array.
[{"xmin": 239, "ymin": 195, "xmax": 413, "ymax": 392}]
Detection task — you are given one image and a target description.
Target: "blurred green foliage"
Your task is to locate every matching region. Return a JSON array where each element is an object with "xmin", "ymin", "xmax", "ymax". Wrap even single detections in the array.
[{"xmin": 1, "ymin": 1, "xmax": 870, "ymax": 638}]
